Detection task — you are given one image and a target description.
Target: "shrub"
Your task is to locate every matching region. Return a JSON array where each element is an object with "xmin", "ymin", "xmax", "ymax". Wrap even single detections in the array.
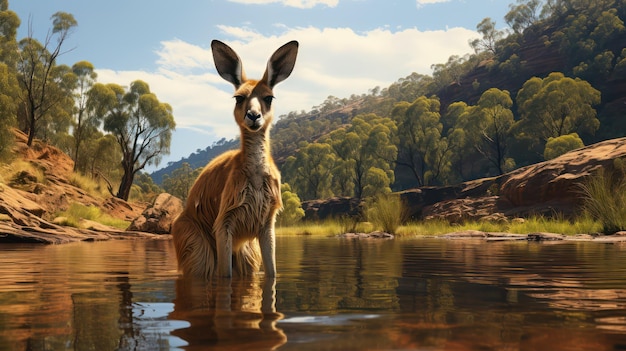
[
  {"xmin": 365, "ymin": 193, "xmax": 407, "ymax": 234},
  {"xmin": 277, "ymin": 183, "xmax": 305, "ymax": 227},
  {"xmin": 544, "ymin": 133, "xmax": 584, "ymax": 160},
  {"xmin": 579, "ymin": 160, "xmax": 626, "ymax": 234}
]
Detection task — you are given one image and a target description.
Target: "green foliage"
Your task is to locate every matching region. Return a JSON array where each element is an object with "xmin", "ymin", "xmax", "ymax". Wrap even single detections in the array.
[
  {"xmin": 277, "ymin": 183, "xmax": 305, "ymax": 227},
  {"xmin": 55, "ymin": 202, "xmax": 129, "ymax": 230},
  {"xmin": 475, "ymin": 88, "xmax": 515, "ymax": 174},
  {"xmin": 70, "ymin": 60, "xmax": 99, "ymax": 171},
  {"xmin": 327, "ymin": 114, "xmax": 397, "ymax": 198},
  {"xmin": 161, "ymin": 162, "xmax": 200, "ymax": 203},
  {"xmin": 505, "ymin": 0, "xmax": 544, "ymax": 34},
  {"xmin": 100, "ymin": 80, "xmax": 176, "ymax": 200},
  {"xmin": 579, "ymin": 161, "xmax": 626, "ymax": 234},
  {"xmin": 365, "ymin": 194, "xmax": 406, "ymax": 234},
  {"xmin": 392, "ymin": 96, "xmax": 450, "ymax": 186},
  {"xmin": 447, "ymin": 89, "xmax": 516, "ymax": 178},
  {"xmin": 283, "ymin": 142, "xmax": 335, "ymax": 200},
  {"xmin": 383, "ymin": 72, "xmax": 434, "ymax": 103},
  {"xmin": 515, "ymin": 72, "xmax": 601, "ymax": 142},
  {"xmin": 132, "ymin": 171, "xmax": 163, "ymax": 202},
  {"xmin": 16, "ymin": 12, "xmax": 77, "ymax": 147},
  {"xmin": 543, "ymin": 133, "xmax": 584, "ymax": 160},
  {"xmin": 612, "ymin": 48, "xmax": 626, "ymax": 78},
  {"xmin": 399, "ymin": 215, "xmax": 600, "ymax": 236},
  {"xmin": 0, "ymin": 63, "xmax": 18, "ymax": 161},
  {"xmin": 470, "ymin": 17, "xmax": 505, "ymax": 55}
]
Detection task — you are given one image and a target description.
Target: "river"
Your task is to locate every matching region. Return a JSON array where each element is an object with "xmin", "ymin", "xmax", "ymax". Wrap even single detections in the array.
[{"xmin": 1, "ymin": 236, "xmax": 626, "ymax": 350}]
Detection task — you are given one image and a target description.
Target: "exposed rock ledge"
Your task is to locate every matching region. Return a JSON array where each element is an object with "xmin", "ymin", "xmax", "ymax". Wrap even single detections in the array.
[
  {"xmin": 0, "ymin": 183, "xmax": 169, "ymax": 244},
  {"xmin": 335, "ymin": 230, "xmax": 626, "ymax": 243},
  {"xmin": 439, "ymin": 230, "xmax": 626, "ymax": 243},
  {"xmin": 0, "ymin": 221, "xmax": 171, "ymax": 244}
]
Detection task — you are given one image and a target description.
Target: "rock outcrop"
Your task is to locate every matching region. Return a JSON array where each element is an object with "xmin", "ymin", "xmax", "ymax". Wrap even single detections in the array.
[
  {"xmin": 127, "ymin": 193, "xmax": 183, "ymax": 234},
  {"xmin": 0, "ymin": 130, "xmax": 163, "ymax": 243},
  {"xmin": 304, "ymin": 137, "xmax": 626, "ymax": 223},
  {"xmin": 302, "ymin": 196, "xmax": 362, "ymax": 221},
  {"xmin": 422, "ymin": 137, "xmax": 626, "ymax": 222}
]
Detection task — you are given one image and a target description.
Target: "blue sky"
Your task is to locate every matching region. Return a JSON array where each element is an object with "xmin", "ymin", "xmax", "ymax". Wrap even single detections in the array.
[{"xmin": 11, "ymin": 0, "xmax": 512, "ymax": 170}]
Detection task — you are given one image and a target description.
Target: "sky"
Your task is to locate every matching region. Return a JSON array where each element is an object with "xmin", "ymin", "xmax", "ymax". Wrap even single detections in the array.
[{"xmin": 11, "ymin": 0, "xmax": 513, "ymax": 171}]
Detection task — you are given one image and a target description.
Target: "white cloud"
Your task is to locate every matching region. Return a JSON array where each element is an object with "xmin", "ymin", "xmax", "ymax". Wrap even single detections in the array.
[
  {"xmin": 416, "ymin": 0, "xmax": 451, "ymax": 7},
  {"xmin": 228, "ymin": 0, "xmax": 339, "ymax": 9},
  {"xmin": 96, "ymin": 24, "xmax": 478, "ymax": 161}
]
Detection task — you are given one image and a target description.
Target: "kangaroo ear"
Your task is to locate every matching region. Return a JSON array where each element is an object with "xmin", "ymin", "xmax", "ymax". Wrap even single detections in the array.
[
  {"xmin": 263, "ymin": 41, "xmax": 299, "ymax": 89},
  {"xmin": 211, "ymin": 40, "xmax": 247, "ymax": 88}
]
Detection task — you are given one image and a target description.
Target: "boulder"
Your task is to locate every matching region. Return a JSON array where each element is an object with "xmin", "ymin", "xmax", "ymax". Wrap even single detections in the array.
[
  {"xmin": 499, "ymin": 137, "xmax": 626, "ymax": 214},
  {"xmin": 302, "ymin": 196, "xmax": 362, "ymax": 221},
  {"xmin": 127, "ymin": 193, "xmax": 183, "ymax": 234}
]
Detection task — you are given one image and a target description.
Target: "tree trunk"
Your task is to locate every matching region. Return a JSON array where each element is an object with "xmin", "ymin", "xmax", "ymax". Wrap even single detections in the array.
[
  {"xmin": 116, "ymin": 168, "xmax": 134, "ymax": 201},
  {"xmin": 27, "ymin": 108, "xmax": 36, "ymax": 147}
]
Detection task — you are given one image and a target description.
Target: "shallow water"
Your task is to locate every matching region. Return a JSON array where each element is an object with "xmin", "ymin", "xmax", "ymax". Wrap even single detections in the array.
[{"xmin": 1, "ymin": 237, "xmax": 626, "ymax": 350}]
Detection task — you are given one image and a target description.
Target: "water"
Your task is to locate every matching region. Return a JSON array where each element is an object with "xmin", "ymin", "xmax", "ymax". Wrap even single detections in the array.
[{"xmin": 2, "ymin": 237, "xmax": 626, "ymax": 350}]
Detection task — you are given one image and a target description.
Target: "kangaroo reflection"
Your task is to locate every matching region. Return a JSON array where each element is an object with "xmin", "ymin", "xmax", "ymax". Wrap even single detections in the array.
[{"xmin": 170, "ymin": 276, "xmax": 286, "ymax": 350}]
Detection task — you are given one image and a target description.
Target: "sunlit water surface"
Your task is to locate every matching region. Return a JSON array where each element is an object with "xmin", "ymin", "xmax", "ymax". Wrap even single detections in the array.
[{"xmin": 2, "ymin": 237, "xmax": 626, "ymax": 350}]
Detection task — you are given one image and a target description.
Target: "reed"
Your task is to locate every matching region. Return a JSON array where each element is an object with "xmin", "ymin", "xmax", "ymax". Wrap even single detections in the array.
[
  {"xmin": 365, "ymin": 194, "xmax": 407, "ymax": 234},
  {"xmin": 579, "ymin": 164, "xmax": 626, "ymax": 234}
]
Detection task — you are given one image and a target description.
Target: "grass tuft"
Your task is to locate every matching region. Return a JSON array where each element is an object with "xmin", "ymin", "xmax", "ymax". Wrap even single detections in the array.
[
  {"xmin": 55, "ymin": 203, "xmax": 129, "ymax": 230},
  {"xmin": 365, "ymin": 194, "xmax": 407, "ymax": 234},
  {"xmin": 579, "ymin": 164, "xmax": 626, "ymax": 234}
]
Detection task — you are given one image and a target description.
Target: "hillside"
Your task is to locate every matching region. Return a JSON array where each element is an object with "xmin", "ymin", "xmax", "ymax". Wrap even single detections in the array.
[
  {"xmin": 150, "ymin": 138, "xmax": 239, "ymax": 185},
  {"xmin": 150, "ymin": 1, "xmax": 626, "ymax": 192},
  {"xmin": 0, "ymin": 130, "xmax": 161, "ymax": 243}
]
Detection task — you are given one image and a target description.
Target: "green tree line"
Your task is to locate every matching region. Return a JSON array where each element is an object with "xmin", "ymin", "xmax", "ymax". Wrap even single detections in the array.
[
  {"xmin": 161, "ymin": 0, "xmax": 624, "ymax": 207},
  {"xmin": 0, "ymin": 0, "xmax": 175, "ymax": 200},
  {"xmin": 149, "ymin": 0, "xmax": 624, "ymax": 227}
]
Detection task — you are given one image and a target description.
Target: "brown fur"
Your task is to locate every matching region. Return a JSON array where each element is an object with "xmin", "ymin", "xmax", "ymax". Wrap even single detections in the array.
[{"xmin": 171, "ymin": 40, "xmax": 298, "ymax": 278}]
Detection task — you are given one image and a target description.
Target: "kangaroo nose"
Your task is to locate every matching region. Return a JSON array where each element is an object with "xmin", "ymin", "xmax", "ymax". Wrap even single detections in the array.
[{"xmin": 246, "ymin": 111, "xmax": 261, "ymax": 121}]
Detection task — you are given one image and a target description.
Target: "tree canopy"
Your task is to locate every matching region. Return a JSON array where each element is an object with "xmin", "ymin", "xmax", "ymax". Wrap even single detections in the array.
[{"xmin": 99, "ymin": 80, "xmax": 175, "ymax": 200}]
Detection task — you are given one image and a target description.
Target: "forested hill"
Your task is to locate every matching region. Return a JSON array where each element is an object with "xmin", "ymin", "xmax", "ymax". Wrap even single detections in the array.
[
  {"xmin": 150, "ymin": 138, "xmax": 238, "ymax": 185},
  {"xmin": 152, "ymin": 0, "xmax": 626, "ymax": 200}
]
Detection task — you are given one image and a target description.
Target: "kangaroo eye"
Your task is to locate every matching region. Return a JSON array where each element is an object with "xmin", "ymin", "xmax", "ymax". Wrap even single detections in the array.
[
  {"xmin": 263, "ymin": 96, "xmax": 274, "ymax": 106},
  {"xmin": 234, "ymin": 95, "xmax": 245, "ymax": 104}
]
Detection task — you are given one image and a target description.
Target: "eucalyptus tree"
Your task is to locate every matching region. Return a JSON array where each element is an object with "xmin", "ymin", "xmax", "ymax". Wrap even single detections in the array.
[
  {"xmin": 16, "ymin": 11, "xmax": 77, "ymax": 146},
  {"xmin": 282, "ymin": 142, "xmax": 335, "ymax": 201},
  {"xmin": 473, "ymin": 88, "xmax": 516, "ymax": 175},
  {"xmin": 0, "ymin": 63, "xmax": 18, "ymax": 160},
  {"xmin": 93, "ymin": 80, "xmax": 175, "ymax": 200},
  {"xmin": 71, "ymin": 60, "xmax": 98, "ymax": 171},
  {"xmin": 505, "ymin": 0, "xmax": 544, "ymax": 34},
  {"xmin": 327, "ymin": 113, "xmax": 397, "ymax": 199},
  {"xmin": 470, "ymin": 17, "xmax": 505, "ymax": 55},
  {"xmin": 0, "ymin": 1, "xmax": 20, "ymax": 159},
  {"xmin": 0, "ymin": 0, "xmax": 20, "ymax": 61},
  {"xmin": 515, "ymin": 72, "xmax": 601, "ymax": 141},
  {"xmin": 392, "ymin": 96, "xmax": 450, "ymax": 186},
  {"xmin": 161, "ymin": 162, "xmax": 201, "ymax": 203}
]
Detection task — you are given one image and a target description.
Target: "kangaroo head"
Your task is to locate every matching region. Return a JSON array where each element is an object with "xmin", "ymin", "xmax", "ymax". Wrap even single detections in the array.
[{"xmin": 211, "ymin": 40, "xmax": 299, "ymax": 133}]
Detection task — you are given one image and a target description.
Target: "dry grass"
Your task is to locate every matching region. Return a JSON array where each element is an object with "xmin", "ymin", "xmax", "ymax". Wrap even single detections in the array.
[
  {"xmin": 0, "ymin": 159, "xmax": 46, "ymax": 185},
  {"xmin": 67, "ymin": 172, "xmax": 111, "ymax": 199},
  {"xmin": 55, "ymin": 203, "xmax": 129, "ymax": 230},
  {"xmin": 579, "ymin": 166, "xmax": 626, "ymax": 234}
]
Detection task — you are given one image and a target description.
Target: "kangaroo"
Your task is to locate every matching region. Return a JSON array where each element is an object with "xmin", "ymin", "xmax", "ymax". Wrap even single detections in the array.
[
  {"xmin": 171, "ymin": 40, "xmax": 298, "ymax": 278},
  {"xmin": 172, "ymin": 40, "xmax": 298, "ymax": 279}
]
